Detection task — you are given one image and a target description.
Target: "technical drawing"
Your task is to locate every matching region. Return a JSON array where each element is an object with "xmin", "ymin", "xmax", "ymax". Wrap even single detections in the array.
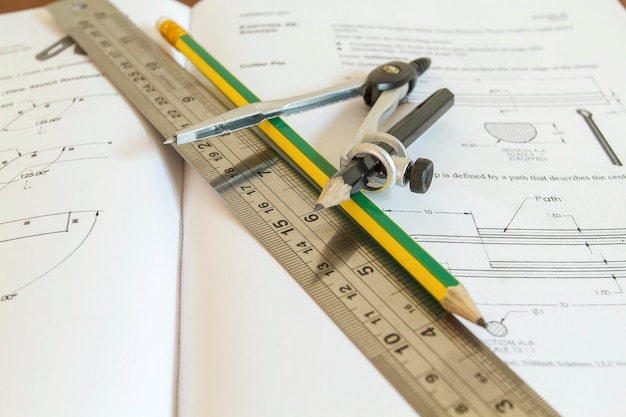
[
  {"xmin": 374, "ymin": 205, "xmax": 626, "ymax": 360},
  {"xmin": 382, "ymin": 197, "xmax": 626, "ymax": 324},
  {"xmin": 0, "ymin": 210, "xmax": 100, "ymax": 300},
  {"xmin": 481, "ymin": 121, "xmax": 566, "ymax": 148},
  {"xmin": 1, "ymin": 94, "xmax": 116, "ymax": 134},
  {"xmin": 576, "ymin": 108, "xmax": 622, "ymax": 166},
  {"xmin": 473, "ymin": 121, "xmax": 566, "ymax": 163},
  {"xmin": 485, "ymin": 320, "xmax": 508, "ymax": 337},
  {"xmin": 0, "ymin": 142, "xmax": 112, "ymax": 192},
  {"xmin": 484, "ymin": 122, "xmax": 537, "ymax": 143},
  {"xmin": 412, "ymin": 75, "xmax": 611, "ymax": 111},
  {"xmin": 407, "ymin": 213, "xmax": 626, "ymax": 282},
  {"xmin": 2, "ymin": 98, "xmax": 84, "ymax": 132},
  {"xmin": 0, "ymin": 140, "xmax": 112, "ymax": 302}
]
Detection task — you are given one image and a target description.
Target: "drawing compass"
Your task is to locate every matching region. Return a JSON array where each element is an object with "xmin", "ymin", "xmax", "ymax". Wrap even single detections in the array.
[{"xmin": 169, "ymin": 58, "xmax": 443, "ymax": 200}]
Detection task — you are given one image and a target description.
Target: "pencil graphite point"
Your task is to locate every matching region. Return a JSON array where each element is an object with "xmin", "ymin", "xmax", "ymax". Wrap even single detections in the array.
[
  {"xmin": 315, "ymin": 176, "xmax": 352, "ymax": 210},
  {"xmin": 439, "ymin": 284, "xmax": 485, "ymax": 326}
]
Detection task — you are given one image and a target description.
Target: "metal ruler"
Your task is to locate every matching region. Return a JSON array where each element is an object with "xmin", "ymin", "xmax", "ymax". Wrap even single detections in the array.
[{"xmin": 48, "ymin": 1, "xmax": 559, "ymax": 416}]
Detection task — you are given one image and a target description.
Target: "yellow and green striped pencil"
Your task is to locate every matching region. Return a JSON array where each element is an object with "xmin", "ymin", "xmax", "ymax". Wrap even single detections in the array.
[{"xmin": 158, "ymin": 19, "xmax": 486, "ymax": 327}]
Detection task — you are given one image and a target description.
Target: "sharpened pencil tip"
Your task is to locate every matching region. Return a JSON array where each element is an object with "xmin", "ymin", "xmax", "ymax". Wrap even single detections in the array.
[
  {"xmin": 314, "ymin": 203, "xmax": 324, "ymax": 211},
  {"xmin": 477, "ymin": 318, "xmax": 487, "ymax": 328},
  {"xmin": 315, "ymin": 176, "xmax": 352, "ymax": 210}
]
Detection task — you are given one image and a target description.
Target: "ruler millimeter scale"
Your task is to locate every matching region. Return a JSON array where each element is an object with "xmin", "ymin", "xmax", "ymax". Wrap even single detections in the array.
[{"xmin": 48, "ymin": 1, "xmax": 559, "ymax": 416}]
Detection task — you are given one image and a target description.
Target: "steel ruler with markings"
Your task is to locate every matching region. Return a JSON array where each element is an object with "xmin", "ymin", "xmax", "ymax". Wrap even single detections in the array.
[{"xmin": 48, "ymin": 1, "xmax": 559, "ymax": 415}]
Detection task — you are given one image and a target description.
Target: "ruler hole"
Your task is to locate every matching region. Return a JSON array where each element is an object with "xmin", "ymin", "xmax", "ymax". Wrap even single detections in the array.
[{"xmin": 72, "ymin": 3, "xmax": 87, "ymax": 11}]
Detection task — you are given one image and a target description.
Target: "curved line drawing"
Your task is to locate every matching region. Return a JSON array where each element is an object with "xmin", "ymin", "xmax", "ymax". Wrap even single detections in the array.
[
  {"xmin": 1, "ymin": 94, "xmax": 117, "ymax": 133},
  {"xmin": 0, "ymin": 149, "xmax": 63, "ymax": 191},
  {"xmin": 1, "ymin": 211, "xmax": 100, "ymax": 297},
  {"xmin": 13, "ymin": 212, "xmax": 99, "ymax": 293},
  {"xmin": 484, "ymin": 122, "xmax": 537, "ymax": 143},
  {"xmin": 2, "ymin": 98, "xmax": 81, "ymax": 132},
  {"xmin": 0, "ymin": 142, "xmax": 112, "ymax": 192}
]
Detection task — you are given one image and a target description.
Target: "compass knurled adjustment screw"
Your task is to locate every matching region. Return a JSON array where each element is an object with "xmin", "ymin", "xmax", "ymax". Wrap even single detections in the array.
[{"xmin": 408, "ymin": 158, "xmax": 434, "ymax": 194}]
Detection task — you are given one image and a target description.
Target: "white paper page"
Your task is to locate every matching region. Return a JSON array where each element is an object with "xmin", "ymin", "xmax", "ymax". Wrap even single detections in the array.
[
  {"xmin": 0, "ymin": 2, "xmax": 188, "ymax": 416},
  {"xmin": 181, "ymin": 1, "xmax": 626, "ymax": 416}
]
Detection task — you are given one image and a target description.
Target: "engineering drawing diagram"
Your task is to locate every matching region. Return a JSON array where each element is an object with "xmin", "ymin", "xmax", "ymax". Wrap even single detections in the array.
[
  {"xmin": 576, "ymin": 108, "xmax": 623, "ymax": 166},
  {"xmin": 413, "ymin": 75, "xmax": 611, "ymax": 111},
  {"xmin": 0, "ymin": 141, "xmax": 112, "ymax": 302},
  {"xmin": 0, "ymin": 142, "xmax": 112, "ymax": 192},
  {"xmin": 0, "ymin": 210, "xmax": 100, "ymax": 300},
  {"xmin": 382, "ymin": 194, "xmax": 626, "ymax": 337},
  {"xmin": 406, "ymin": 75, "xmax": 626, "ymax": 167},
  {"xmin": 1, "ymin": 94, "xmax": 116, "ymax": 134},
  {"xmin": 484, "ymin": 122, "xmax": 537, "ymax": 143}
]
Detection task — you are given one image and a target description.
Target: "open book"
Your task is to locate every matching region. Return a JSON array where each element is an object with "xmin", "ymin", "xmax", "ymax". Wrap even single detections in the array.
[{"xmin": 2, "ymin": 0, "xmax": 626, "ymax": 416}]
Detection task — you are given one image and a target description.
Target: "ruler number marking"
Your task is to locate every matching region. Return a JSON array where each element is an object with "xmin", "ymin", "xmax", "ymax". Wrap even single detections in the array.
[
  {"xmin": 83, "ymin": 12, "xmax": 199, "ymax": 132},
  {"xmin": 494, "ymin": 398, "xmax": 515, "ymax": 414},
  {"xmin": 201, "ymin": 137, "xmax": 428, "ymax": 367}
]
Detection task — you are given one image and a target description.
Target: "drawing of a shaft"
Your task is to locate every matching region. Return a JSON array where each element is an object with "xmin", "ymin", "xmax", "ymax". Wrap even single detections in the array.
[{"xmin": 577, "ymin": 108, "xmax": 622, "ymax": 166}]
